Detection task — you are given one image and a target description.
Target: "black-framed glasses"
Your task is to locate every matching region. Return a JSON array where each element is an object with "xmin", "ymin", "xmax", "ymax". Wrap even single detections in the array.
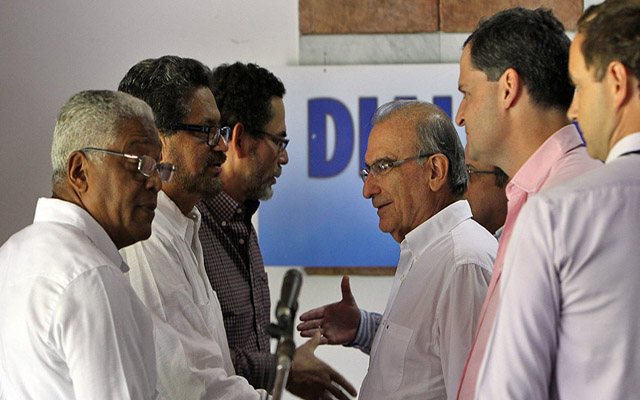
[
  {"xmin": 172, "ymin": 123, "xmax": 231, "ymax": 148},
  {"xmin": 257, "ymin": 130, "xmax": 289, "ymax": 153},
  {"xmin": 80, "ymin": 147, "xmax": 175, "ymax": 182},
  {"xmin": 466, "ymin": 165, "xmax": 498, "ymax": 176},
  {"xmin": 360, "ymin": 153, "xmax": 435, "ymax": 183}
]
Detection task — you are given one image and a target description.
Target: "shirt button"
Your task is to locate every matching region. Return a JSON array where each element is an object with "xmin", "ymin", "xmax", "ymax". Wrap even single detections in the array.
[
  {"xmin": 221, "ymin": 221, "xmax": 227, "ymax": 227},
  {"xmin": 239, "ymin": 238, "xmax": 245, "ymax": 245},
  {"xmin": 400, "ymin": 274, "xmax": 405, "ymax": 281},
  {"xmin": 237, "ymin": 208, "xmax": 244, "ymax": 214}
]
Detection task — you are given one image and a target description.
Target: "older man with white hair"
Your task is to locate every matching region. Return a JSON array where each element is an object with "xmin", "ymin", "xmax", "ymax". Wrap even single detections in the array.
[{"xmin": 0, "ymin": 90, "xmax": 171, "ymax": 399}]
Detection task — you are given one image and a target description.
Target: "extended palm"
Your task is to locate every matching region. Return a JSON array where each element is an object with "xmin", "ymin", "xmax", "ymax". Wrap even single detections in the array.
[{"xmin": 297, "ymin": 276, "xmax": 361, "ymax": 345}]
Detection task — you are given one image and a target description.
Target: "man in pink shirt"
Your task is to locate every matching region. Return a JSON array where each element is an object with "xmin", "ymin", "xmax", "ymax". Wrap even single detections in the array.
[{"xmin": 455, "ymin": 7, "xmax": 602, "ymax": 399}]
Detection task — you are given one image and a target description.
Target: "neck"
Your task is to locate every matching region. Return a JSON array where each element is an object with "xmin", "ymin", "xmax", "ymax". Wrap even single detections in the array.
[
  {"xmin": 607, "ymin": 99, "xmax": 640, "ymax": 157},
  {"xmin": 397, "ymin": 193, "xmax": 457, "ymax": 243},
  {"xmin": 162, "ymin": 183, "xmax": 200, "ymax": 215},
  {"xmin": 499, "ymin": 106, "xmax": 570, "ymax": 177},
  {"xmin": 220, "ymin": 164, "xmax": 248, "ymax": 203}
]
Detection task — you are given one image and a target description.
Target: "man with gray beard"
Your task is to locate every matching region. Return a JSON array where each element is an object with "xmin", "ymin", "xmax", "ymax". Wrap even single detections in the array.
[{"xmin": 197, "ymin": 62, "xmax": 289, "ymax": 391}]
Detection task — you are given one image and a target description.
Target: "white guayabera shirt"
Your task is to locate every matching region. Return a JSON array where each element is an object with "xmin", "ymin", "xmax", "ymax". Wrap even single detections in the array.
[
  {"xmin": 358, "ymin": 200, "xmax": 497, "ymax": 399},
  {"xmin": 121, "ymin": 191, "xmax": 268, "ymax": 400},
  {"xmin": 0, "ymin": 198, "xmax": 159, "ymax": 400}
]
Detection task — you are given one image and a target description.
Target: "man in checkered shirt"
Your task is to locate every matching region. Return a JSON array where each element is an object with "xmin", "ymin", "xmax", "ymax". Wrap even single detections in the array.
[{"xmin": 197, "ymin": 62, "xmax": 355, "ymax": 399}]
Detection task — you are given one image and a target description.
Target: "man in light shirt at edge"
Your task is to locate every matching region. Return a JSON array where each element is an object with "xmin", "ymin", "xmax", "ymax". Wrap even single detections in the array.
[
  {"xmin": 298, "ymin": 100, "xmax": 498, "ymax": 399},
  {"xmin": 477, "ymin": 1, "xmax": 640, "ymax": 398},
  {"xmin": 0, "ymin": 90, "xmax": 167, "ymax": 399},
  {"xmin": 118, "ymin": 55, "xmax": 354, "ymax": 400},
  {"xmin": 454, "ymin": 8, "xmax": 603, "ymax": 399}
]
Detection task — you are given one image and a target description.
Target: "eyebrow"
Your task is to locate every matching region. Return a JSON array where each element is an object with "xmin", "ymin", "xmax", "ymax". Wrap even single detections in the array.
[
  {"xmin": 365, "ymin": 156, "xmax": 396, "ymax": 168},
  {"xmin": 201, "ymin": 118, "xmax": 219, "ymax": 125}
]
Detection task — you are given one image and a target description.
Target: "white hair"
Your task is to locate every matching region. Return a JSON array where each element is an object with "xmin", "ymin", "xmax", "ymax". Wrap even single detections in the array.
[{"xmin": 50, "ymin": 90, "xmax": 155, "ymax": 186}]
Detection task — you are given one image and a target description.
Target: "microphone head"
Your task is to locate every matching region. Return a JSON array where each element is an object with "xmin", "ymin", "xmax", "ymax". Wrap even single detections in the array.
[{"xmin": 275, "ymin": 269, "xmax": 303, "ymax": 327}]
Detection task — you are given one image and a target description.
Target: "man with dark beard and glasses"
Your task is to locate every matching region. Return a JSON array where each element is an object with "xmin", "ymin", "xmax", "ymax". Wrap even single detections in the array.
[
  {"xmin": 197, "ymin": 62, "xmax": 355, "ymax": 399},
  {"xmin": 118, "ymin": 56, "xmax": 271, "ymax": 399}
]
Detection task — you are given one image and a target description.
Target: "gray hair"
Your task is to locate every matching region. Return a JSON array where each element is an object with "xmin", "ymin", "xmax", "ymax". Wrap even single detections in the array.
[
  {"xmin": 51, "ymin": 90, "xmax": 155, "ymax": 186},
  {"xmin": 372, "ymin": 100, "xmax": 468, "ymax": 197}
]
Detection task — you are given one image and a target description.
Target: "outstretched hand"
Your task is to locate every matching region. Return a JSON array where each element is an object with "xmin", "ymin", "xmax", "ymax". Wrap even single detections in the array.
[
  {"xmin": 296, "ymin": 276, "xmax": 361, "ymax": 345},
  {"xmin": 286, "ymin": 332, "xmax": 357, "ymax": 400}
]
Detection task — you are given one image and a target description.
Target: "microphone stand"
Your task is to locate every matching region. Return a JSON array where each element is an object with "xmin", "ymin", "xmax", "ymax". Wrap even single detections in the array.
[{"xmin": 266, "ymin": 269, "xmax": 302, "ymax": 400}]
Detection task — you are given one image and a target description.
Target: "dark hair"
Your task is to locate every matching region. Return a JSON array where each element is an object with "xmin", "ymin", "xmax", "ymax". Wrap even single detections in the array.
[
  {"xmin": 118, "ymin": 55, "xmax": 211, "ymax": 136},
  {"xmin": 578, "ymin": 0, "xmax": 640, "ymax": 87},
  {"xmin": 209, "ymin": 62, "xmax": 285, "ymax": 137},
  {"xmin": 372, "ymin": 100, "xmax": 468, "ymax": 198},
  {"xmin": 464, "ymin": 7, "xmax": 573, "ymax": 111}
]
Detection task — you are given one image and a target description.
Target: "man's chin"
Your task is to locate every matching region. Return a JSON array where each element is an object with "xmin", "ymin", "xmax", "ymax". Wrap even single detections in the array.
[{"xmin": 258, "ymin": 185, "xmax": 274, "ymax": 201}]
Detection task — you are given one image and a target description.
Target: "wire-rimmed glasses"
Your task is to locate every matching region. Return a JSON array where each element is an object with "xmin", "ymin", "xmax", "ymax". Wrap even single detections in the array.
[{"xmin": 80, "ymin": 147, "xmax": 175, "ymax": 182}]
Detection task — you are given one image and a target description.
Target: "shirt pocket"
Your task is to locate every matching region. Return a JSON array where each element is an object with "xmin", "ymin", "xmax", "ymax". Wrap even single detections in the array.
[{"xmin": 370, "ymin": 321, "xmax": 413, "ymax": 393}]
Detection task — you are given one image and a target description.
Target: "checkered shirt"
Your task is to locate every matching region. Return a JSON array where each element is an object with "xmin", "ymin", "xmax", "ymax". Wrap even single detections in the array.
[{"xmin": 197, "ymin": 192, "xmax": 274, "ymax": 390}]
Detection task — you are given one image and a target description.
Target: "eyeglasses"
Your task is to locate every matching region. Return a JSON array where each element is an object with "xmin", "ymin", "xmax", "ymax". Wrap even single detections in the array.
[
  {"xmin": 257, "ymin": 130, "xmax": 289, "ymax": 153},
  {"xmin": 466, "ymin": 165, "xmax": 498, "ymax": 176},
  {"xmin": 360, "ymin": 153, "xmax": 434, "ymax": 183},
  {"xmin": 172, "ymin": 123, "xmax": 231, "ymax": 148},
  {"xmin": 80, "ymin": 147, "xmax": 176, "ymax": 182}
]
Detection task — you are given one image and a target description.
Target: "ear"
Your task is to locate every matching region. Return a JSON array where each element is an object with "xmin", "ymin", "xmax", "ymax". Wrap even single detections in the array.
[
  {"xmin": 426, "ymin": 154, "xmax": 449, "ymax": 192},
  {"xmin": 499, "ymin": 68, "xmax": 521, "ymax": 110},
  {"xmin": 230, "ymin": 122, "xmax": 251, "ymax": 158},
  {"xmin": 66, "ymin": 151, "xmax": 90, "ymax": 194},
  {"xmin": 158, "ymin": 132, "xmax": 171, "ymax": 160},
  {"xmin": 607, "ymin": 61, "xmax": 630, "ymax": 108}
]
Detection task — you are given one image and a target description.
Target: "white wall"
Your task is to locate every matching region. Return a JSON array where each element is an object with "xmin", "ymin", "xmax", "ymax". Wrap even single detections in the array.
[{"xmin": 0, "ymin": 0, "xmax": 298, "ymax": 244}]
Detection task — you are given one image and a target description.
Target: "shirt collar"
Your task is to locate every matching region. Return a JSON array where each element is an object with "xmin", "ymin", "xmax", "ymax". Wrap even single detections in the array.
[
  {"xmin": 33, "ymin": 197, "xmax": 126, "ymax": 272},
  {"xmin": 508, "ymin": 124, "xmax": 585, "ymax": 194},
  {"xmin": 402, "ymin": 200, "xmax": 473, "ymax": 256},
  {"xmin": 605, "ymin": 132, "xmax": 640, "ymax": 163},
  {"xmin": 157, "ymin": 190, "xmax": 201, "ymax": 243},
  {"xmin": 201, "ymin": 191, "xmax": 260, "ymax": 223}
]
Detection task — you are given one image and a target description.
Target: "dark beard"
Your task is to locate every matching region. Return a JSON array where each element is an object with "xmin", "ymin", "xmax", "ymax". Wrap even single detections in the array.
[{"xmin": 173, "ymin": 151, "xmax": 226, "ymax": 199}]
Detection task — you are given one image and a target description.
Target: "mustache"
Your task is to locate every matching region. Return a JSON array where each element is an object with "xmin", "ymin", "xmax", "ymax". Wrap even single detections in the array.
[
  {"xmin": 206, "ymin": 152, "xmax": 227, "ymax": 167},
  {"xmin": 273, "ymin": 166, "xmax": 282, "ymax": 178}
]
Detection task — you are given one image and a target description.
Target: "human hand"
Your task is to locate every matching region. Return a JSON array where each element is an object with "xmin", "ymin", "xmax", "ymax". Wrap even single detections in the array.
[
  {"xmin": 286, "ymin": 332, "xmax": 357, "ymax": 400},
  {"xmin": 296, "ymin": 276, "xmax": 360, "ymax": 345}
]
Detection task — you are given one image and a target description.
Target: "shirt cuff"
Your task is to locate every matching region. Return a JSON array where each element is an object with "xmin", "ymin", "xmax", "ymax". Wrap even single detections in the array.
[{"xmin": 344, "ymin": 309, "xmax": 381, "ymax": 355}]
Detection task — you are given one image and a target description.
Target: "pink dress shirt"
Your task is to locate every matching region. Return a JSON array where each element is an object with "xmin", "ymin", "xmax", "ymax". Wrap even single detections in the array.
[{"xmin": 456, "ymin": 124, "xmax": 602, "ymax": 399}]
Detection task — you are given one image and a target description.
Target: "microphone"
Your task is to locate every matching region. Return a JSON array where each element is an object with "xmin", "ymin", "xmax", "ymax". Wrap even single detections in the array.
[
  {"xmin": 276, "ymin": 269, "xmax": 303, "ymax": 331},
  {"xmin": 267, "ymin": 269, "xmax": 303, "ymax": 398}
]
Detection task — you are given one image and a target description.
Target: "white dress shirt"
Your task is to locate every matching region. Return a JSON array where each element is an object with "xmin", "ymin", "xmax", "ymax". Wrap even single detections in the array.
[
  {"xmin": 477, "ymin": 133, "xmax": 640, "ymax": 400},
  {"xmin": 120, "ymin": 191, "xmax": 267, "ymax": 400},
  {"xmin": 359, "ymin": 200, "xmax": 497, "ymax": 399},
  {"xmin": 0, "ymin": 198, "xmax": 158, "ymax": 400}
]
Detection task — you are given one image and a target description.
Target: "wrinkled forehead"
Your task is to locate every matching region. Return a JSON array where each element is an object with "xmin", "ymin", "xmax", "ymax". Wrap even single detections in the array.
[
  {"xmin": 366, "ymin": 115, "xmax": 418, "ymax": 162},
  {"xmin": 116, "ymin": 117, "xmax": 162, "ymax": 150}
]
